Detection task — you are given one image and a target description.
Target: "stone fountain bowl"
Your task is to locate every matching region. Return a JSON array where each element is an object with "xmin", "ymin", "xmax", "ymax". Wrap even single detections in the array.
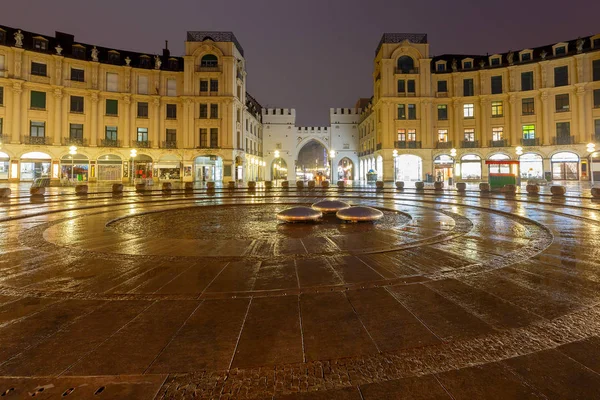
[
  {"xmin": 277, "ymin": 206, "xmax": 323, "ymax": 222},
  {"xmin": 336, "ymin": 206, "xmax": 384, "ymax": 222},
  {"xmin": 311, "ymin": 200, "xmax": 351, "ymax": 213}
]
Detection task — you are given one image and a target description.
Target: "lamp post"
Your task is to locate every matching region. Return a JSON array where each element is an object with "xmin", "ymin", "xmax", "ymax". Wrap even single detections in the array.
[
  {"xmin": 392, "ymin": 149, "xmax": 398, "ymax": 183},
  {"xmin": 68, "ymin": 146, "xmax": 77, "ymax": 183},
  {"xmin": 515, "ymin": 146, "xmax": 523, "ymax": 185},
  {"xmin": 450, "ymin": 148, "xmax": 457, "ymax": 185},
  {"xmin": 130, "ymin": 149, "xmax": 137, "ymax": 185},
  {"xmin": 329, "ymin": 149, "xmax": 335, "ymax": 184},
  {"xmin": 587, "ymin": 143, "xmax": 596, "ymax": 186},
  {"xmin": 274, "ymin": 150, "xmax": 280, "ymax": 186}
]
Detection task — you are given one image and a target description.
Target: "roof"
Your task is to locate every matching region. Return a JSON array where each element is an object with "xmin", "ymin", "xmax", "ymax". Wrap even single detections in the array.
[
  {"xmin": 246, "ymin": 92, "xmax": 263, "ymax": 121},
  {"xmin": 376, "ymin": 33, "xmax": 427, "ymax": 55},
  {"xmin": 187, "ymin": 31, "xmax": 244, "ymax": 56}
]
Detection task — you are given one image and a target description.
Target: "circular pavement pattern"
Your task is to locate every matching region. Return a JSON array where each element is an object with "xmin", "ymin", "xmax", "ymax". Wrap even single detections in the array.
[{"xmin": 1, "ymin": 187, "xmax": 600, "ymax": 399}]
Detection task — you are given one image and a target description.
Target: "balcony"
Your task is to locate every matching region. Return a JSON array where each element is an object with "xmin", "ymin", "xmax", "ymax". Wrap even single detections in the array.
[
  {"xmin": 436, "ymin": 141, "xmax": 453, "ymax": 149},
  {"xmin": 198, "ymin": 91, "xmax": 220, "ymax": 97},
  {"xmin": 521, "ymin": 138, "xmax": 540, "ymax": 146},
  {"xmin": 23, "ymin": 135, "xmax": 52, "ymax": 145},
  {"xmin": 161, "ymin": 140, "xmax": 177, "ymax": 149},
  {"xmin": 395, "ymin": 67, "xmax": 420, "ymax": 74},
  {"xmin": 132, "ymin": 140, "xmax": 151, "ymax": 148},
  {"xmin": 196, "ymin": 65, "xmax": 221, "ymax": 72},
  {"xmin": 395, "ymin": 140, "xmax": 422, "ymax": 149},
  {"xmin": 489, "ymin": 139, "xmax": 509, "ymax": 147},
  {"xmin": 461, "ymin": 140, "xmax": 479, "ymax": 148},
  {"xmin": 63, "ymin": 137, "xmax": 88, "ymax": 146},
  {"xmin": 100, "ymin": 139, "xmax": 121, "ymax": 147},
  {"xmin": 435, "ymin": 92, "xmax": 449, "ymax": 98},
  {"xmin": 553, "ymin": 136, "xmax": 575, "ymax": 145}
]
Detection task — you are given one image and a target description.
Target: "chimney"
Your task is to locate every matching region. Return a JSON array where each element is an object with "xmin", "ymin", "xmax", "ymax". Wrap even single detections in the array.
[{"xmin": 163, "ymin": 40, "xmax": 170, "ymax": 58}]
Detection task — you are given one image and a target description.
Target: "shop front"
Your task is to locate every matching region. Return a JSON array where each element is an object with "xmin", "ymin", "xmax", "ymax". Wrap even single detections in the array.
[
  {"xmin": 460, "ymin": 154, "xmax": 482, "ymax": 181},
  {"xmin": 519, "ymin": 153, "xmax": 544, "ymax": 180},
  {"xmin": 97, "ymin": 154, "xmax": 123, "ymax": 182},
  {"xmin": 133, "ymin": 154, "xmax": 154, "ymax": 181},
  {"xmin": 60, "ymin": 153, "xmax": 89, "ymax": 182},
  {"xmin": 194, "ymin": 155, "xmax": 223, "ymax": 182},
  {"xmin": 0, "ymin": 152, "xmax": 9, "ymax": 180},
  {"xmin": 156, "ymin": 155, "xmax": 181, "ymax": 181},
  {"xmin": 433, "ymin": 155, "xmax": 454, "ymax": 184},
  {"xmin": 395, "ymin": 154, "xmax": 422, "ymax": 182},
  {"xmin": 20, "ymin": 152, "xmax": 51, "ymax": 181},
  {"xmin": 551, "ymin": 152, "xmax": 579, "ymax": 180}
]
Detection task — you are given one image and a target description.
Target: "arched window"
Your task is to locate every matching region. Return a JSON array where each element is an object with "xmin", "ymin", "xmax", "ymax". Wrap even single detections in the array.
[
  {"xmin": 200, "ymin": 54, "xmax": 218, "ymax": 67},
  {"xmin": 397, "ymin": 56, "xmax": 415, "ymax": 73}
]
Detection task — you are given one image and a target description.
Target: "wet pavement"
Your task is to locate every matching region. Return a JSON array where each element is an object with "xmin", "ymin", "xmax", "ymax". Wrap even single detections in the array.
[{"xmin": 1, "ymin": 184, "xmax": 600, "ymax": 399}]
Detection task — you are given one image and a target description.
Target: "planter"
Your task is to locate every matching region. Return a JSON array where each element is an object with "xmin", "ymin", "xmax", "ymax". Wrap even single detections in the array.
[
  {"xmin": 206, "ymin": 181, "xmax": 215, "ymax": 189},
  {"xmin": 307, "ymin": 180, "xmax": 316, "ymax": 189},
  {"xmin": 296, "ymin": 181, "xmax": 304, "ymax": 189},
  {"xmin": 526, "ymin": 184, "xmax": 539, "ymax": 194},
  {"xmin": 415, "ymin": 181, "xmax": 424, "ymax": 190},
  {"xmin": 434, "ymin": 181, "xmax": 444, "ymax": 190},
  {"xmin": 479, "ymin": 183, "xmax": 490, "ymax": 192},
  {"xmin": 375, "ymin": 181, "xmax": 384, "ymax": 189},
  {"xmin": 395, "ymin": 181, "xmax": 404, "ymax": 190},
  {"xmin": 162, "ymin": 182, "xmax": 172, "ymax": 192},
  {"xmin": 456, "ymin": 182, "xmax": 467, "ymax": 192},
  {"xmin": 591, "ymin": 187, "xmax": 600, "ymax": 198},
  {"xmin": 135, "ymin": 183, "xmax": 146, "ymax": 192},
  {"xmin": 503, "ymin": 184, "xmax": 517, "ymax": 194},
  {"xmin": 228, "ymin": 181, "xmax": 236, "ymax": 190},
  {"xmin": 184, "ymin": 182, "xmax": 194, "ymax": 191},
  {"xmin": 75, "ymin": 185, "xmax": 88, "ymax": 195},
  {"xmin": 337, "ymin": 181, "xmax": 345, "ymax": 189},
  {"xmin": 321, "ymin": 180, "xmax": 330, "ymax": 189},
  {"xmin": 30, "ymin": 187, "xmax": 45, "ymax": 196},
  {"xmin": 248, "ymin": 181, "xmax": 256, "ymax": 189},
  {"xmin": 0, "ymin": 188, "xmax": 11, "ymax": 198},
  {"xmin": 265, "ymin": 181, "xmax": 273, "ymax": 190},
  {"xmin": 112, "ymin": 183, "xmax": 123, "ymax": 194},
  {"xmin": 551, "ymin": 185, "xmax": 566, "ymax": 196},
  {"xmin": 282, "ymin": 181, "xmax": 289, "ymax": 189}
]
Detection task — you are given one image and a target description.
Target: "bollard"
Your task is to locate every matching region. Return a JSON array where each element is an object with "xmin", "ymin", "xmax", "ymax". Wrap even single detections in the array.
[
  {"xmin": 415, "ymin": 181, "xmax": 424, "ymax": 190},
  {"xmin": 591, "ymin": 187, "xmax": 600, "ymax": 198},
  {"xmin": 75, "ymin": 185, "xmax": 88, "ymax": 195},
  {"xmin": 184, "ymin": 182, "xmax": 194, "ymax": 191},
  {"xmin": 337, "ymin": 180, "xmax": 345, "ymax": 189},
  {"xmin": 296, "ymin": 181, "xmax": 304, "ymax": 189},
  {"xmin": 0, "ymin": 188, "xmax": 11, "ymax": 198},
  {"xmin": 434, "ymin": 181, "xmax": 444, "ymax": 190},
  {"xmin": 550, "ymin": 185, "xmax": 566, "ymax": 196},
  {"xmin": 162, "ymin": 182, "xmax": 172, "ymax": 193},
  {"xmin": 526, "ymin": 184, "xmax": 539, "ymax": 194},
  {"xmin": 456, "ymin": 182, "xmax": 467, "ymax": 192},
  {"xmin": 321, "ymin": 180, "xmax": 330, "ymax": 189},
  {"xmin": 265, "ymin": 181, "xmax": 272, "ymax": 190},
  {"xmin": 375, "ymin": 181, "xmax": 384, "ymax": 189},
  {"xmin": 112, "ymin": 183, "xmax": 123, "ymax": 194},
  {"xmin": 503, "ymin": 184, "xmax": 516, "ymax": 194},
  {"xmin": 307, "ymin": 180, "xmax": 316, "ymax": 189},
  {"xmin": 281, "ymin": 180, "xmax": 289, "ymax": 189},
  {"xmin": 248, "ymin": 181, "xmax": 256, "ymax": 189},
  {"xmin": 227, "ymin": 181, "xmax": 236, "ymax": 190},
  {"xmin": 395, "ymin": 181, "xmax": 404, "ymax": 190},
  {"xmin": 479, "ymin": 182, "xmax": 490, "ymax": 192},
  {"xmin": 206, "ymin": 181, "xmax": 215, "ymax": 189},
  {"xmin": 30, "ymin": 187, "xmax": 46, "ymax": 196},
  {"xmin": 135, "ymin": 183, "xmax": 146, "ymax": 193}
]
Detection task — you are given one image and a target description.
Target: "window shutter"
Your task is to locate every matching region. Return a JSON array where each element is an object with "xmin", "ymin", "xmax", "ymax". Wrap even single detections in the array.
[
  {"xmin": 167, "ymin": 79, "xmax": 176, "ymax": 96},
  {"xmin": 106, "ymin": 73, "xmax": 118, "ymax": 92},
  {"xmin": 138, "ymin": 76, "xmax": 148, "ymax": 94},
  {"xmin": 106, "ymin": 99, "xmax": 118, "ymax": 115},
  {"xmin": 31, "ymin": 91, "xmax": 46, "ymax": 109}
]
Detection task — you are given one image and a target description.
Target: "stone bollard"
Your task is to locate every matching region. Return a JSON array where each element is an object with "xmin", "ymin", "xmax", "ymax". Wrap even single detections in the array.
[
  {"xmin": 591, "ymin": 187, "xmax": 600, "ymax": 198},
  {"xmin": 376, "ymin": 181, "xmax": 384, "ymax": 189},
  {"xmin": 30, "ymin": 187, "xmax": 46, "ymax": 196},
  {"xmin": 162, "ymin": 182, "xmax": 172, "ymax": 193},
  {"xmin": 248, "ymin": 181, "xmax": 256, "ymax": 190},
  {"xmin": 526, "ymin": 184, "xmax": 539, "ymax": 194},
  {"xmin": 112, "ymin": 183, "xmax": 123, "ymax": 194},
  {"xmin": 551, "ymin": 185, "xmax": 566, "ymax": 196},
  {"xmin": 307, "ymin": 180, "xmax": 316, "ymax": 189},
  {"xmin": 185, "ymin": 182, "xmax": 194, "ymax": 191},
  {"xmin": 321, "ymin": 180, "xmax": 330, "ymax": 189},
  {"xmin": 503, "ymin": 184, "xmax": 517, "ymax": 194},
  {"xmin": 0, "ymin": 188, "xmax": 11, "ymax": 198},
  {"xmin": 281, "ymin": 180, "xmax": 289, "ymax": 189},
  {"xmin": 228, "ymin": 181, "xmax": 236, "ymax": 190},
  {"xmin": 265, "ymin": 181, "xmax": 273, "ymax": 190},
  {"xmin": 206, "ymin": 181, "xmax": 215, "ymax": 189},
  {"xmin": 456, "ymin": 182, "xmax": 467, "ymax": 192},
  {"xmin": 135, "ymin": 183, "xmax": 146, "ymax": 193},
  {"xmin": 75, "ymin": 185, "xmax": 88, "ymax": 195},
  {"xmin": 296, "ymin": 181, "xmax": 304, "ymax": 189},
  {"xmin": 415, "ymin": 181, "xmax": 424, "ymax": 190},
  {"xmin": 479, "ymin": 182, "xmax": 490, "ymax": 192},
  {"xmin": 395, "ymin": 181, "xmax": 404, "ymax": 190},
  {"xmin": 337, "ymin": 180, "xmax": 345, "ymax": 189},
  {"xmin": 434, "ymin": 181, "xmax": 444, "ymax": 190}
]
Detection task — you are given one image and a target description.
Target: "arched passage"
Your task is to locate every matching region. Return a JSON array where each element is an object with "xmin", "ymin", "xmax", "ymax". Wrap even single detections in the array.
[
  {"xmin": 551, "ymin": 152, "xmax": 579, "ymax": 180},
  {"xmin": 337, "ymin": 157, "xmax": 354, "ymax": 181},
  {"xmin": 460, "ymin": 154, "xmax": 482, "ymax": 180},
  {"xmin": 376, "ymin": 156, "xmax": 383, "ymax": 181},
  {"xmin": 271, "ymin": 158, "xmax": 288, "ymax": 183},
  {"xmin": 296, "ymin": 140, "xmax": 328, "ymax": 182},
  {"xmin": 157, "ymin": 154, "xmax": 182, "ymax": 180},
  {"xmin": 395, "ymin": 154, "xmax": 422, "ymax": 182}
]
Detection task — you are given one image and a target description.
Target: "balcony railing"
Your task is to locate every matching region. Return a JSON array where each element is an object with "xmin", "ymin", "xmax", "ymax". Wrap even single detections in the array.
[
  {"xmin": 395, "ymin": 140, "xmax": 422, "ymax": 149},
  {"xmin": 196, "ymin": 145, "xmax": 221, "ymax": 149},
  {"xmin": 395, "ymin": 67, "xmax": 420, "ymax": 74},
  {"xmin": 461, "ymin": 140, "xmax": 479, "ymax": 148},
  {"xmin": 195, "ymin": 65, "xmax": 221, "ymax": 72},
  {"xmin": 435, "ymin": 92, "xmax": 449, "ymax": 98},
  {"xmin": 521, "ymin": 138, "xmax": 540, "ymax": 146},
  {"xmin": 161, "ymin": 140, "xmax": 177, "ymax": 149},
  {"xmin": 436, "ymin": 141, "xmax": 453, "ymax": 149},
  {"xmin": 489, "ymin": 139, "xmax": 509, "ymax": 147},
  {"xmin": 23, "ymin": 135, "xmax": 52, "ymax": 145},
  {"xmin": 553, "ymin": 136, "xmax": 575, "ymax": 145},
  {"xmin": 132, "ymin": 140, "xmax": 151, "ymax": 148},
  {"xmin": 100, "ymin": 139, "xmax": 121, "ymax": 147},
  {"xmin": 63, "ymin": 137, "xmax": 88, "ymax": 146}
]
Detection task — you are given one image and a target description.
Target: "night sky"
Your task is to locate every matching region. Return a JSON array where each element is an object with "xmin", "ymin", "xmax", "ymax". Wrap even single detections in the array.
[{"xmin": 3, "ymin": 0, "xmax": 599, "ymax": 125}]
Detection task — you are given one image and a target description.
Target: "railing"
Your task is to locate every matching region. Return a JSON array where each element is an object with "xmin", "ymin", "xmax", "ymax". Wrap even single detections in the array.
[
  {"xmin": 63, "ymin": 137, "xmax": 88, "ymax": 146},
  {"xmin": 435, "ymin": 92, "xmax": 448, "ymax": 98},
  {"xmin": 100, "ymin": 139, "xmax": 121, "ymax": 147},
  {"xmin": 161, "ymin": 140, "xmax": 177, "ymax": 149},
  {"xmin": 198, "ymin": 91, "xmax": 220, "ymax": 96},
  {"xmin": 196, "ymin": 145, "xmax": 221, "ymax": 149},
  {"xmin": 376, "ymin": 143, "xmax": 382, "ymax": 150},
  {"xmin": 436, "ymin": 141, "xmax": 453, "ymax": 149},
  {"xmin": 489, "ymin": 139, "xmax": 509, "ymax": 147},
  {"xmin": 553, "ymin": 136, "xmax": 575, "ymax": 145},
  {"xmin": 196, "ymin": 65, "xmax": 221, "ymax": 72},
  {"xmin": 521, "ymin": 138, "xmax": 540, "ymax": 146},
  {"xmin": 132, "ymin": 140, "xmax": 151, "ymax": 148},
  {"xmin": 395, "ymin": 140, "xmax": 422, "ymax": 149},
  {"xmin": 395, "ymin": 67, "xmax": 420, "ymax": 74},
  {"xmin": 461, "ymin": 140, "xmax": 479, "ymax": 148},
  {"xmin": 23, "ymin": 135, "xmax": 52, "ymax": 145}
]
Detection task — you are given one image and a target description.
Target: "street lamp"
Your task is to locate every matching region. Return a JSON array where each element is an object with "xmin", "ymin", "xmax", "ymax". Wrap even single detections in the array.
[
  {"xmin": 515, "ymin": 146, "xmax": 523, "ymax": 185},
  {"xmin": 68, "ymin": 146, "xmax": 77, "ymax": 183},
  {"xmin": 392, "ymin": 149, "xmax": 398, "ymax": 183},
  {"xmin": 587, "ymin": 143, "xmax": 596, "ymax": 186},
  {"xmin": 130, "ymin": 149, "xmax": 137, "ymax": 185},
  {"xmin": 329, "ymin": 149, "xmax": 335, "ymax": 183}
]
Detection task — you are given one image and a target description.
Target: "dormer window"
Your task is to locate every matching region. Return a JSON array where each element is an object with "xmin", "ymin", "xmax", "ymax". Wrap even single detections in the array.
[
  {"xmin": 139, "ymin": 55, "xmax": 151, "ymax": 68},
  {"xmin": 552, "ymin": 42, "xmax": 569, "ymax": 57},
  {"xmin": 0, "ymin": 29, "xmax": 5, "ymax": 45},
  {"xmin": 462, "ymin": 59, "xmax": 473, "ymax": 69},
  {"xmin": 435, "ymin": 61, "xmax": 446, "ymax": 72},
  {"xmin": 168, "ymin": 58, "xmax": 178, "ymax": 70},
  {"xmin": 521, "ymin": 52, "xmax": 532, "ymax": 62},
  {"xmin": 490, "ymin": 57, "xmax": 500, "ymax": 66},
  {"xmin": 72, "ymin": 45, "xmax": 86, "ymax": 60},
  {"xmin": 108, "ymin": 51, "xmax": 120, "ymax": 64},
  {"xmin": 200, "ymin": 54, "xmax": 218, "ymax": 67},
  {"xmin": 592, "ymin": 35, "xmax": 600, "ymax": 49},
  {"xmin": 33, "ymin": 37, "xmax": 48, "ymax": 51}
]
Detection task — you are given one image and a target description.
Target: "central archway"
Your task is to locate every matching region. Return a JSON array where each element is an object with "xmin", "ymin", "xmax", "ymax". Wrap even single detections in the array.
[
  {"xmin": 337, "ymin": 157, "xmax": 354, "ymax": 181},
  {"xmin": 296, "ymin": 140, "xmax": 328, "ymax": 182},
  {"xmin": 395, "ymin": 154, "xmax": 422, "ymax": 182}
]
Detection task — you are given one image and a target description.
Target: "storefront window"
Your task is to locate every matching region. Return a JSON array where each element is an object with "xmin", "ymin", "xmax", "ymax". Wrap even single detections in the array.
[
  {"xmin": 20, "ymin": 152, "xmax": 51, "ymax": 181},
  {"xmin": 520, "ymin": 153, "xmax": 544, "ymax": 179},
  {"xmin": 60, "ymin": 154, "xmax": 89, "ymax": 182},
  {"xmin": 460, "ymin": 154, "xmax": 482, "ymax": 180},
  {"xmin": 97, "ymin": 154, "xmax": 122, "ymax": 181},
  {"xmin": 0, "ymin": 152, "xmax": 9, "ymax": 180}
]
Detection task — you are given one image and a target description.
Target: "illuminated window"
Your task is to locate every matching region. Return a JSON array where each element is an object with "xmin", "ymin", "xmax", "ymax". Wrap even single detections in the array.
[
  {"xmin": 463, "ymin": 103, "xmax": 474, "ymax": 118},
  {"xmin": 491, "ymin": 101, "xmax": 503, "ymax": 117},
  {"xmin": 464, "ymin": 129, "xmax": 475, "ymax": 141}
]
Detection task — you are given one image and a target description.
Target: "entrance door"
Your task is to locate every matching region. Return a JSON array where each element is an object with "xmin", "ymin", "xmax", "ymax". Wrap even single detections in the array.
[{"xmin": 552, "ymin": 162, "xmax": 579, "ymax": 180}]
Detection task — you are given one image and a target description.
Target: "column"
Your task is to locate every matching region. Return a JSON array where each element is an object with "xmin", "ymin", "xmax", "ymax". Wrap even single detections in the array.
[
  {"xmin": 128, "ymin": 98, "xmax": 136, "ymax": 147},
  {"xmin": 90, "ymin": 92, "xmax": 98, "ymax": 147},
  {"xmin": 182, "ymin": 99, "xmax": 191, "ymax": 148},
  {"xmin": 576, "ymin": 86, "xmax": 586, "ymax": 143},
  {"xmin": 479, "ymin": 97, "xmax": 488, "ymax": 146},
  {"xmin": 453, "ymin": 99, "xmax": 461, "ymax": 145},
  {"xmin": 540, "ymin": 91, "xmax": 550, "ymax": 145},
  {"xmin": 509, "ymin": 94, "xmax": 518, "ymax": 146},
  {"xmin": 152, "ymin": 97, "xmax": 160, "ymax": 148},
  {"xmin": 11, "ymin": 82, "xmax": 22, "ymax": 144},
  {"xmin": 53, "ymin": 89, "xmax": 63, "ymax": 146},
  {"xmin": 123, "ymin": 95, "xmax": 131, "ymax": 147}
]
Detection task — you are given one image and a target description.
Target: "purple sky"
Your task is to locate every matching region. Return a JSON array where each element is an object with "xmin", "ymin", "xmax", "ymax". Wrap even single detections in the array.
[{"xmin": 3, "ymin": 0, "xmax": 599, "ymax": 125}]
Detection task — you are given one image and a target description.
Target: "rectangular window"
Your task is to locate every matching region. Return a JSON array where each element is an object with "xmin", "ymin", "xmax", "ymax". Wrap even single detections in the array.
[
  {"xmin": 407, "ymin": 129, "xmax": 416, "ymax": 141},
  {"xmin": 199, "ymin": 104, "xmax": 208, "ymax": 118},
  {"xmin": 200, "ymin": 80, "xmax": 208, "ymax": 92},
  {"xmin": 521, "ymin": 53, "xmax": 532, "ymax": 62},
  {"xmin": 523, "ymin": 125, "xmax": 535, "ymax": 139},
  {"xmin": 464, "ymin": 129, "xmax": 475, "ymax": 141},
  {"xmin": 30, "ymin": 121, "xmax": 45, "ymax": 137},
  {"xmin": 31, "ymin": 62, "xmax": 47, "ymax": 76},
  {"xmin": 464, "ymin": 61, "xmax": 472, "ymax": 69},
  {"xmin": 438, "ymin": 129, "xmax": 448, "ymax": 142},
  {"xmin": 0, "ymin": 86, "xmax": 3, "ymax": 106},
  {"xmin": 397, "ymin": 129, "xmax": 406, "ymax": 141},
  {"xmin": 138, "ymin": 76, "xmax": 148, "ymax": 95},
  {"xmin": 521, "ymin": 71, "xmax": 534, "ymax": 91},
  {"xmin": 70, "ymin": 68, "xmax": 85, "ymax": 82},
  {"xmin": 30, "ymin": 91, "xmax": 46, "ymax": 109},
  {"xmin": 463, "ymin": 103, "xmax": 474, "ymax": 118},
  {"xmin": 167, "ymin": 79, "xmax": 177, "ymax": 96},
  {"xmin": 166, "ymin": 129, "xmax": 176, "ymax": 142},
  {"xmin": 594, "ymin": 39, "xmax": 600, "ymax": 49},
  {"xmin": 210, "ymin": 128, "xmax": 218, "ymax": 147},
  {"xmin": 70, "ymin": 95, "xmax": 84, "ymax": 113},
  {"xmin": 463, "ymin": 79, "xmax": 474, "ymax": 96},
  {"xmin": 522, "ymin": 98, "xmax": 535, "ymax": 115},
  {"xmin": 137, "ymin": 102, "xmax": 149, "ymax": 118},
  {"xmin": 556, "ymin": 122, "xmax": 570, "ymax": 137},
  {"xmin": 407, "ymin": 80, "xmax": 415, "ymax": 93},
  {"xmin": 490, "ymin": 58, "xmax": 500, "ymax": 66},
  {"xmin": 33, "ymin": 39, "xmax": 47, "ymax": 51},
  {"xmin": 397, "ymin": 79, "xmax": 405, "ymax": 93},
  {"xmin": 555, "ymin": 46, "xmax": 566, "ymax": 55},
  {"xmin": 491, "ymin": 101, "xmax": 503, "ymax": 117},
  {"xmin": 106, "ymin": 72, "xmax": 118, "ymax": 92},
  {"xmin": 106, "ymin": 99, "xmax": 118, "ymax": 116},
  {"xmin": 437, "ymin": 64, "xmax": 446, "ymax": 72},
  {"xmin": 166, "ymin": 104, "xmax": 177, "ymax": 119},
  {"xmin": 397, "ymin": 104, "xmax": 406, "ymax": 119},
  {"xmin": 210, "ymin": 104, "xmax": 218, "ymax": 119},
  {"xmin": 70, "ymin": 123, "xmax": 83, "ymax": 139},
  {"xmin": 594, "ymin": 60, "xmax": 600, "ymax": 82},
  {"xmin": 210, "ymin": 79, "xmax": 218, "ymax": 92},
  {"xmin": 555, "ymin": 94, "xmax": 570, "ymax": 112},
  {"xmin": 554, "ymin": 66, "xmax": 569, "ymax": 87},
  {"xmin": 594, "ymin": 89, "xmax": 600, "ymax": 108},
  {"xmin": 407, "ymin": 104, "xmax": 416, "ymax": 120},
  {"xmin": 491, "ymin": 76, "xmax": 503, "ymax": 94},
  {"xmin": 105, "ymin": 126, "xmax": 117, "ymax": 140},
  {"xmin": 492, "ymin": 127, "xmax": 503, "ymax": 141},
  {"xmin": 199, "ymin": 128, "xmax": 208, "ymax": 147},
  {"xmin": 437, "ymin": 104, "xmax": 448, "ymax": 120},
  {"xmin": 137, "ymin": 127, "xmax": 148, "ymax": 142},
  {"xmin": 437, "ymin": 80, "xmax": 447, "ymax": 92}
]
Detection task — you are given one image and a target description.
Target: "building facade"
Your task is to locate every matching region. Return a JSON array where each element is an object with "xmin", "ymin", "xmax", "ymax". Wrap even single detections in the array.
[{"xmin": 359, "ymin": 33, "xmax": 600, "ymax": 183}]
